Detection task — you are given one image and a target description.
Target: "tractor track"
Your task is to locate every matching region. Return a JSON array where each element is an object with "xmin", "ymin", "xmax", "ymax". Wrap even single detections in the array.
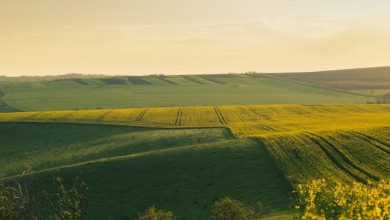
[
  {"xmin": 97, "ymin": 110, "xmax": 113, "ymax": 122},
  {"xmin": 307, "ymin": 133, "xmax": 379, "ymax": 183},
  {"xmin": 350, "ymin": 131, "xmax": 390, "ymax": 154},
  {"xmin": 214, "ymin": 107, "xmax": 227, "ymax": 125},
  {"xmin": 136, "ymin": 109, "xmax": 149, "ymax": 121},
  {"xmin": 175, "ymin": 108, "xmax": 183, "ymax": 126}
]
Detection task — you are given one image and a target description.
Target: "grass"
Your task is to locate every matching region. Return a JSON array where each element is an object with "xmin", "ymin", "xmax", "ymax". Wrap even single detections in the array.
[
  {"xmin": 1, "ymin": 104, "xmax": 388, "ymax": 187},
  {"xmin": 272, "ymin": 66, "xmax": 390, "ymax": 90},
  {"xmin": 0, "ymin": 74, "xmax": 370, "ymax": 111},
  {"xmin": 271, "ymin": 66, "xmax": 390, "ymax": 101},
  {"xmin": 0, "ymin": 123, "xmax": 291, "ymax": 220},
  {"xmin": 1, "ymin": 70, "xmax": 388, "ymax": 219},
  {"xmin": 0, "ymin": 91, "xmax": 19, "ymax": 112},
  {"xmin": 262, "ymin": 129, "xmax": 390, "ymax": 185}
]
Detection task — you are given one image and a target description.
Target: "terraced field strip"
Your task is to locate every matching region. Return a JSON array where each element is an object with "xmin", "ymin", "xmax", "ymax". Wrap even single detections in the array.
[
  {"xmin": 154, "ymin": 75, "xmax": 177, "ymax": 85},
  {"xmin": 182, "ymin": 75, "xmax": 205, "ymax": 84},
  {"xmin": 0, "ymin": 105, "xmax": 389, "ymax": 135}
]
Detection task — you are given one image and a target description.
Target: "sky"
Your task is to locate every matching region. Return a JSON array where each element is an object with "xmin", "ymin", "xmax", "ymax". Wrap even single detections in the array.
[{"xmin": 1, "ymin": 0, "xmax": 390, "ymax": 76}]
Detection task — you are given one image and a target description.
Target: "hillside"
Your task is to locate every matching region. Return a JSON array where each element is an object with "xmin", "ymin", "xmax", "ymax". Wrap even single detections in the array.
[
  {"xmin": 0, "ymin": 123, "xmax": 290, "ymax": 219},
  {"xmin": 0, "ymin": 104, "xmax": 389, "ymax": 218},
  {"xmin": 0, "ymin": 73, "xmax": 370, "ymax": 111},
  {"xmin": 272, "ymin": 66, "xmax": 390, "ymax": 89},
  {"xmin": 271, "ymin": 66, "xmax": 390, "ymax": 101},
  {"xmin": 1, "ymin": 104, "xmax": 389, "ymax": 184}
]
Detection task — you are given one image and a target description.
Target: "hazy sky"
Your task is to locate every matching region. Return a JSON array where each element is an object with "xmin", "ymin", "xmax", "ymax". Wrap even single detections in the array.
[{"xmin": 1, "ymin": 0, "xmax": 390, "ymax": 76}]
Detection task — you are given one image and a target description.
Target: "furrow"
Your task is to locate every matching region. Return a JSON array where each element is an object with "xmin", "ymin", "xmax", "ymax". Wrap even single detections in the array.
[
  {"xmin": 305, "ymin": 133, "xmax": 368, "ymax": 183},
  {"xmin": 308, "ymin": 133, "xmax": 380, "ymax": 182},
  {"xmin": 351, "ymin": 131, "xmax": 390, "ymax": 154}
]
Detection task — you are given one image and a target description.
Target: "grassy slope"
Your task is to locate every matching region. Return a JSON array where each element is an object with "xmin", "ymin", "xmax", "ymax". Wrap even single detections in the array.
[
  {"xmin": 0, "ymin": 123, "xmax": 291, "ymax": 220},
  {"xmin": 271, "ymin": 66, "xmax": 390, "ymax": 100},
  {"xmin": 1, "ymin": 104, "xmax": 388, "ymax": 187},
  {"xmin": 0, "ymin": 74, "xmax": 367, "ymax": 111},
  {"xmin": 0, "ymin": 91, "xmax": 19, "ymax": 112},
  {"xmin": 262, "ymin": 128, "xmax": 390, "ymax": 186}
]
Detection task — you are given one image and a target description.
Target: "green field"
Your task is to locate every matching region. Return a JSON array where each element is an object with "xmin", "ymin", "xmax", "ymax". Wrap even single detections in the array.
[
  {"xmin": 0, "ymin": 69, "xmax": 389, "ymax": 219},
  {"xmin": 273, "ymin": 66, "xmax": 390, "ymax": 102},
  {"xmin": 0, "ymin": 74, "xmax": 370, "ymax": 111},
  {"xmin": 1, "ymin": 103, "xmax": 389, "ymax": 219},
  {"xmin": 0, "ymin": 123, "xmax": 291, "ymax": 219}
]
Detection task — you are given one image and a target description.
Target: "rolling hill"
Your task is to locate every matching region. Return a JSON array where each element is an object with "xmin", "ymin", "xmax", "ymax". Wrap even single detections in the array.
[
  {"xmin": 0, "ymin": 73, "xmax": 372, "ymax": 111},
  {"xmin": 0, "ymin": 69, "xmax": 389, "ymax": 219},
  {"xmin": 0, "ymin": 123, "xmax": 291, "ymax": 219}
]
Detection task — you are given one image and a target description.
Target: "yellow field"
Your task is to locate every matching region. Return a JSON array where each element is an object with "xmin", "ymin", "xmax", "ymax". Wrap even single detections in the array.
[
  {"xmin": 1, "ymin": 104, "xmax": 389, "ymax": 185},
  {"xmin": 0, "ymin": 104, "xmax": 389, "ymax": 137}
]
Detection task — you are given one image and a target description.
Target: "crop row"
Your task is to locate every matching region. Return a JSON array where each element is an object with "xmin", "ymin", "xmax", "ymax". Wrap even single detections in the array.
[{"xmin": 262, "ymin": 129, "xmax": 390, "ymax": 185}]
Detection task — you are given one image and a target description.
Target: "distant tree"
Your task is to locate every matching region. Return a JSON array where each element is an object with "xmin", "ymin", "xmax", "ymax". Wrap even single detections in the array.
[
  {"xmin": 210, "ymin": 197, "xmax": 264, "ymax": 220},
  {"xmin": 138, "ymin": 206, "xmax": 175, "ymax": 220}
]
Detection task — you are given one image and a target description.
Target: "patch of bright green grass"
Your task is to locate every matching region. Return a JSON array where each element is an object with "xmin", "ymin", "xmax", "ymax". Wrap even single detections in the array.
[{"xmin": 1, "ymin": 123, "xmax": 291, "ymax": 219}]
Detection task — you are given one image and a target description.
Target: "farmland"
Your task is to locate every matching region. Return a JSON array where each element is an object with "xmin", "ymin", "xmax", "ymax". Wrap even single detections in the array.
[
  {"xmin": 0, "ymin": 72, "xmax": 389, "ymax": 219},
  {"xmin": 0, "ymin": 104, "xmax": 388, "ymax": 137},
  {"xmin": 273, "ymin": 66, "xmax": 390, "ymax": 103},
  {"xmin": 0, "ymin": 123, "xmax": 290, "ymax": 219},
  {"xmin": 0, "ymin": 73, "xmax": 372, "ymax": 111},
  {"xmin": 1, "ymin": 104, "xmax": 389, "ymax": 186}
]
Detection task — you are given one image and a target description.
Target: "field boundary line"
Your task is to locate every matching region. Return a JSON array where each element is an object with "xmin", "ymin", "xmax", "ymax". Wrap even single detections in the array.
[
  {"xmin": 0, "ymin": 120, "xmax": 230, "ymax": 132},
  {"xmin": 252, "ymin": 137, "xmax": 293, "ymax": 190}
]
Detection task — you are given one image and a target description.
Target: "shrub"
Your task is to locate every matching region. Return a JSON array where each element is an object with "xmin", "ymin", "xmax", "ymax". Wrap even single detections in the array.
[
  {"xmin": 49, "ymin": 177, "xmax": 89, "ymax": 220},
  {"xmin": 138, "ymin": 206, "xmax": 175, "ymax": 220},
  {"xmin": 0, "ymin": 177, "xmax": 88, "ymax": 220},
  {"xmin": 295, "ymin": 179, "xmax": 390, "ymax": 219},
  {"xmin": 0, "ymin": 181, "xmax": 40, "ymax": 220},
  {"xmin": 210, "ymin": 197, "xmax": 264, "ymax": 220}
]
